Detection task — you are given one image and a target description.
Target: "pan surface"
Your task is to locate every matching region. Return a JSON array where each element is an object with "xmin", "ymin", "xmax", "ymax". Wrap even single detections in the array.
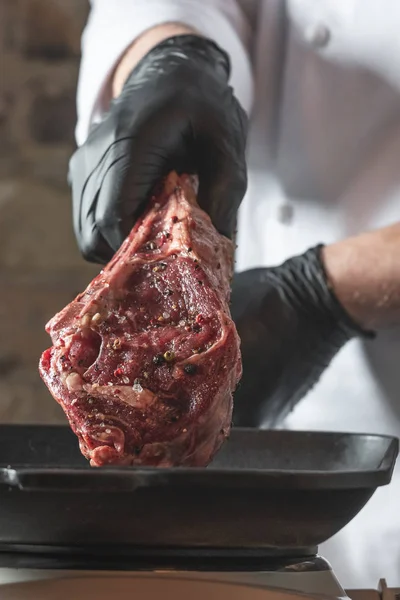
[{"xmin": 0, "ymin": 425, "xmax": 397, "ymax": 557}]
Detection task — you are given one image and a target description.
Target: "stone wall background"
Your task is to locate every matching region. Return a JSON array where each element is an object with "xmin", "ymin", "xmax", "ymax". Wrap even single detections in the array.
[{"xmin": 0, "ymin": 0, "xmax": 99, "ymax": 423}]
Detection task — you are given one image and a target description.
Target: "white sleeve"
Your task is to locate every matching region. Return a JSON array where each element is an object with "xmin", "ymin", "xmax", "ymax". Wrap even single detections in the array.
[{"xmin": 75, "ymin": 0, "xmax": 254, "ymax": 146}]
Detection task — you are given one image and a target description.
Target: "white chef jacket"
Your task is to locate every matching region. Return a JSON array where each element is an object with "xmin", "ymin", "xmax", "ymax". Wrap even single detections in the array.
[{"xmin": 76, "ymin": 0, "xmax": 400, "ymax": 588}]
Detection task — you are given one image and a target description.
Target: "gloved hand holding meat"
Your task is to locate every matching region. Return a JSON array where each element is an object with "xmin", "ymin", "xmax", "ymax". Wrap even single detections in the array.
[
  {"xmin": 69, "ymin": 34, "xmax": 247, "ymax": 263},
  {"xmin": 40, "ymin": 173, "xmax": 242, "ymax": 467},
  {"xmin": 39, "ymin": 33, "xmax": 247, "ymax": 467}
]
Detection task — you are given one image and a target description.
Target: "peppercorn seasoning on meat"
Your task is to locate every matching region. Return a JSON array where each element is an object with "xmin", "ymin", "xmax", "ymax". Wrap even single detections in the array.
[{"xmin": 39, "ymin": 172, "xmax": 242, "ymax": 467}]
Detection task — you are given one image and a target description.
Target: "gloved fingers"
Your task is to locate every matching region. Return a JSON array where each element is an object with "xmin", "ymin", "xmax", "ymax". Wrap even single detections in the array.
[
  {"xmin": 69, "ymin": 113, "xmax": 125, "ymax": 262},
  {"xmin": 197, "ymin": 149, "xmax": 247, "ymax": 238},
  {"xmin": 76, "ymin": 195, "xmax": 114, "ymax": 264},
  {"xmin": 71, "ymin": 140, "xmax": 127, "ymax": 262},
  {"xmin": 91, "ymin": 143, "xmax": 135, "ymax": 254},
  {"xmin": 195, "ymin": 99, "xmax": 248, "ymax": 238},
  {"xmin": 95, "ymin": 110, "xmax": 194, "ymax": 250}
]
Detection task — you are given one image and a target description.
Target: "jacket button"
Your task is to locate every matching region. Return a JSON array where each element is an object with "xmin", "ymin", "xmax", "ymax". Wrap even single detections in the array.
[
  {"xmin": 305, "ymin": 24, "xmax": 331, "ymax": 48},
  {"xmin": 277, "ymin": 204, "xmax": 294, "ymax": 225}
]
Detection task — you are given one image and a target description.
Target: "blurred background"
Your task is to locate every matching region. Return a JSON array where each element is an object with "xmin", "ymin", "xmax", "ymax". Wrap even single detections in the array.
[{"xmin": 0, "ymin": 0, "xmax": 98, "ymax": 423}]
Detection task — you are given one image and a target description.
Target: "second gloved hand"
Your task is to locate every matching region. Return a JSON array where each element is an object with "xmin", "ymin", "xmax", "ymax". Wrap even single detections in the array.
[
  {"xmin": 69, "ymin": 35, "xmax": 248, "ymax": 263},
  {"xmin": 231, "ymin": 246, "xmax": 374, "ymax": 428}
]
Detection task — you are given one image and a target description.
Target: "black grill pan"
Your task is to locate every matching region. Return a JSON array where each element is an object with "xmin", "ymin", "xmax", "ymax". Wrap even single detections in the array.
[{"xmin": 0, "ymin": 425, "xmax": 397, "ymax": 559}]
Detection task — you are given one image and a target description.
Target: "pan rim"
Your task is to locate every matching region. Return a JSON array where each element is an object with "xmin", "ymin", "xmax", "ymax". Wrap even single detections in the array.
[{"xmin": 0, "ymin": 427, "xmax": 397, "ymax": 492}]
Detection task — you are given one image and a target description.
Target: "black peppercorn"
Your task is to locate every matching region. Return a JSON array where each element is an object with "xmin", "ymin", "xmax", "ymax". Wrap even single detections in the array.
[
  {"xmin": 184, "ymin": 363, "xmax": 197, "ymax": 375},
  {"xmin": 153, "ymin": 354, "xmax": 165, "ymax": 365}
]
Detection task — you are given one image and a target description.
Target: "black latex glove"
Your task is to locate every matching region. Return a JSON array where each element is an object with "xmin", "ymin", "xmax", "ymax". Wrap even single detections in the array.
[
  {"xmin": 231, "ymin": 245, "xmax": 374, "ymax": 428},
  {"xmin": 69, "ymin": 35, "xmax": 248, "ymax": 263}
]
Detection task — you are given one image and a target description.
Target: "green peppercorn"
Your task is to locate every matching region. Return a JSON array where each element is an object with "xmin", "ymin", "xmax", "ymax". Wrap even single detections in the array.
[{"xmin": 163, "ymin": 350, "xmax": 175, "ymax": 362}]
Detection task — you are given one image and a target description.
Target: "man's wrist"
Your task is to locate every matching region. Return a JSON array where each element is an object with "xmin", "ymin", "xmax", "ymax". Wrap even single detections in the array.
[
  {"xmin": 321, "ymin": 223, "xmax": 400, "ymax": 331},
  {"xmin": 321, "ymin": 243, "xmax": 369, "ymax": 330},
  {"xmin": 112, "ymin": 23, "xmax": 199, "ymax": 98}
]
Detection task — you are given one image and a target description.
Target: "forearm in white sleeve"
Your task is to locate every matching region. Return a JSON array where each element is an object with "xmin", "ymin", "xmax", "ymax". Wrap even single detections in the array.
[{"xmin": 75, "ymin": 0, "xmax": 254, "ymax": 146}]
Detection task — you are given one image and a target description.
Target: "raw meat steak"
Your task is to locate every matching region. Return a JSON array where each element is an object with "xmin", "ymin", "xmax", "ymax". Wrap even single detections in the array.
[{"xmin": 39, "ymin": 172, "xmax": 242, "ymax": 467}]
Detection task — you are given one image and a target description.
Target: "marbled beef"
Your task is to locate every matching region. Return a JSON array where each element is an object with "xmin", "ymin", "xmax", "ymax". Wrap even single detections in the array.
[{"xmin": 39, "ymin": 173, "xmax": 242, "ymax": 467}]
